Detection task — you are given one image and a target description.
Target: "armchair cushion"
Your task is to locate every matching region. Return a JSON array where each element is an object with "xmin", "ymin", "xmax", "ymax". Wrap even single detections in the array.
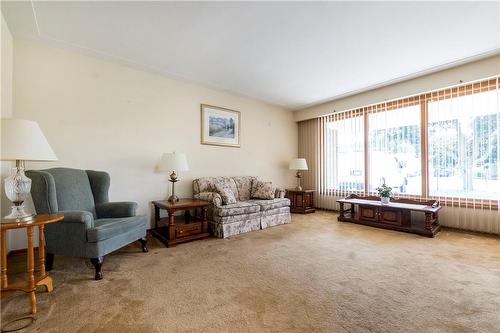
[
  {"xmin": 87, "ymin": 216, "xmax": 147, "ymax": 243},
  {"xmin": 60, "ymin": 210, "xmax": 94, "ymax": 229},
  {"xmin": 96, "ymin": 202, "xmax": 138, "ymax": 218},
  {"xmin": 46, "ymin": 168, "xmax": 97, "ymax": 217}
]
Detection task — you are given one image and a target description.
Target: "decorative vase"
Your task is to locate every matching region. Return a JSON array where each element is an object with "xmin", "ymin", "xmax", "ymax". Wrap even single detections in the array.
[
  {"xmin": 381, "ymin": 197, "xmax": 390, "ymax": 204},
  {"xmin": 4, "ymin": 165, "xmax": 33, "ymax": 221}
]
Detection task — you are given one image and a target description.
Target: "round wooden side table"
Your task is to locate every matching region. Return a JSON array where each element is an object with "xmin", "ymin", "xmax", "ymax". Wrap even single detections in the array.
[{"xmin": 1, "ymin": 213, "xmax": 64, "ymax": 314}]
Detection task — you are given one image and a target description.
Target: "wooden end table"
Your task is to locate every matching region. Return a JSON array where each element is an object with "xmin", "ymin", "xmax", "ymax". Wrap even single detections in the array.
[
  {"xmin": 286, "ymin": 189, "xmax": 316, "ymax": 214},
  {"xmin": 151, "ymin": 199, "xmax": 210, "ymax": 247},
  {"xmin": 1, "ymin": 213, "xmax": 64, "ymax": 314}
]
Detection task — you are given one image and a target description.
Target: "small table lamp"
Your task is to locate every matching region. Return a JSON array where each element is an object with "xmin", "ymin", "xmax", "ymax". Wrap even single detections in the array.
[
  {"xmin": 289, "ymin": 158, "xmax": 308, "ymax": 191},
  {"xmin": 158, "ymin": 152, "xmax": 189, "ymax": 202},
  {"xmin": 1, "ymin": 119, "xmax": 58, "ymax": 221}
]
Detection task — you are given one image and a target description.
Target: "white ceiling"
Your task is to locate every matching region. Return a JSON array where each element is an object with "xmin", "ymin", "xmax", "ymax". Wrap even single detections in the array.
[{"xmin": 2, "ymin": 1, "xmax": 500, "ymax": 110}]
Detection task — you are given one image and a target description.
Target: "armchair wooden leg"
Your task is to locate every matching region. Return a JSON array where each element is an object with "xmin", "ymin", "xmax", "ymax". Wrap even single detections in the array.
[
  {"xmin": 90, "ymin": 256, "xmax": 104, "ymax": 280},
  {"xmin": 139, "ymin": 238, "xmax": 148, "ymax": 253},
  {"xmin": 46, "ymin": 253, "xmax": 54, "ymax": 271}
]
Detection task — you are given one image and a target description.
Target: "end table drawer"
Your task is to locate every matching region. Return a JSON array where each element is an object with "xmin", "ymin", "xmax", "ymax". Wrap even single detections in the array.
[{"xmin": 176, "ymin": 223, "xmax": 201, "ymax": 237}]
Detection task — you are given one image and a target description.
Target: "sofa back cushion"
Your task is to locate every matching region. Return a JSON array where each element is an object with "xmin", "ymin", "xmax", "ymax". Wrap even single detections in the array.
[
  {"xmin": 232, "ymin": 176, "xmax": 256, "ymax": 201},
  {"xmin": 193, "ymin": 176, "xmax": 237, "ymax": 194},
  {"xmin": 251, "ymin": 181, "xmax": 276, "ymax": 200},
  {"xmin": 193, "ymin": 176, "xmax": 257, "ymax": 201},
  {"xmin": 193, "ymin": 177, "xmax": 218, "ymax": 194}
]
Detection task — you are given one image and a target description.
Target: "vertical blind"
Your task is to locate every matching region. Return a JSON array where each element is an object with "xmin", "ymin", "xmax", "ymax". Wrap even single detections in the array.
[{"xmin": 298, "ymin": 76, "xmax": 500, "ymax": 233}]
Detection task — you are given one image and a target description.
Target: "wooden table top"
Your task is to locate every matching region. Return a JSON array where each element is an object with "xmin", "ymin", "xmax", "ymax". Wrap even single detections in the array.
[
  {"xmin": 287, "ymin": 189, "xmax": 315, "ymax": 193},
  {"xmin": 152, "ymin": 199, "xmax": 210, "ymax": 210},
  {"xmin": 337, "ymin": 198, "xmax": 441, "ymax": 213},
  {"xmin": 0, "ymin": 213, "xmax": 64, "ymax": 230}
]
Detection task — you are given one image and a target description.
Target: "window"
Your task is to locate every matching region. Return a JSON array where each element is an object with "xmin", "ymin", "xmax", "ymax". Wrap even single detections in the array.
[
  {"xmin": 319, "ymin": 77, "xmax": 500, "ymax": 205},
  {"xmin": 368, "ymin": 105, "xmax": 421, "ymax": 195},
  {"xmin": 428, "ymin": 89, "xmax": 499, "ymax": 200},
  {"xmin": 325, "ymin": 113, "xmax": 364, "ymax": 192}
]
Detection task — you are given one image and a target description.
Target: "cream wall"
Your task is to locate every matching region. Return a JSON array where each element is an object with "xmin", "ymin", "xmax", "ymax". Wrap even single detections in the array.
[
  {"xmin": 295, "ymin": 54, "xmax": 500, "ymax": 121},
  {"xmin": 11, "ymin": 41, "xmax": 297, "ymax": 247},
  {"xmin": 1, "ymin": 13, "xmax": 14, "ymax": 206},
  {"xmin": 1, "ymin": 12, "xmax": 28, "ymax": 251}
]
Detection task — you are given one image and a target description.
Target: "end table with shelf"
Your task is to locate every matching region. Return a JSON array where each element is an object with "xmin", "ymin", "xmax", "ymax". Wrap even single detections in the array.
[
  {"xmin": 151, "ymin": 199, "xmax": 210, "ymax": 247},
  {"xmin": 286, "ymin": 189, "xmax": 316, "ymax": 214}
]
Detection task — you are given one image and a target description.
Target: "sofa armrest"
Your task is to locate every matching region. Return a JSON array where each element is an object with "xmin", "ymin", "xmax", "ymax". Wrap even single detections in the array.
[
  {"xmin": 194, "ymin": 192, "xmax": 222, "ymax": 207},
  {"xmin": 60, "ymin": 210, "xmax": 94, "ymax": 229},
  {"xmin": 275, "ymin": 188, "xmax": 286, "ymax": 198},
  {"xmin": 96, "ymin": 202, "xmax": 137, "ymax": 218}
]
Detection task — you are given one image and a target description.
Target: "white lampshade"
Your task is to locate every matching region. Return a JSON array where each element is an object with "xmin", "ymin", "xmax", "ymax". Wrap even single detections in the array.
[
  {"xmin": 158, "ymin": 152, "xmax": 189, "ymax": 172},
  {"xmin": 289, "ymin": 158, "xmax": 308, "ymax": 170},
  {"xmin": 1, "ymin": 119, "xmax": 58, "ymax": 161}
]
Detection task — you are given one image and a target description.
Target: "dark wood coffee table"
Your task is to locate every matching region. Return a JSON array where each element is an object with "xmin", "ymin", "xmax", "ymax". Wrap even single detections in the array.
[
  {"xmin": 151, "ymin": 199, "xmax": 210, "ymax": 247},
  {"xmin": 337, "ymin": 194, "xmax": 441, "ymax": 237}
]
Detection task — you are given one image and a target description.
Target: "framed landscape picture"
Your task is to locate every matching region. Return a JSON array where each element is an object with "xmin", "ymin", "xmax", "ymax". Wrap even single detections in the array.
[{"xmin": 201, "ymin": 104, "xmax": 241, "ymax": 147}]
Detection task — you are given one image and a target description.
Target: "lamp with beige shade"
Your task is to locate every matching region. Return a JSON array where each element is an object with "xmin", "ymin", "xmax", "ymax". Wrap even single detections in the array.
[
  {"xmin": 158, "ymin": 152, "xmax": 189, "ymax": 202},
  {"xmin": 289, "ymin": 158, "xmax": 308, "ymax": 191},
  {"xmin": 1, "ymin": 119, "xmax": 58, "ymax": 221}
]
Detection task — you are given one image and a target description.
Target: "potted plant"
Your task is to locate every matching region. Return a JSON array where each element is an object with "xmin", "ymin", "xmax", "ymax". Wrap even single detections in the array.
[{"xmin": 375, "ymin": 183, "xmax": 392, "ymax": 204}]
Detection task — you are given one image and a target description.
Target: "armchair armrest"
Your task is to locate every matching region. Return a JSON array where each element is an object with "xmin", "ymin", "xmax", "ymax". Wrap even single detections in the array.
[
  {"xmin": 96, "ymin": 202, "xmax": 137, "ymax": 218},
  {"xmin": 275, "ymin": 188, "xmax": 286, "ymax": 198},
  {"xmin": 194, "ymin": 192, "xmax": 222, "ymax": 207},
  {"xmin": 60, "ymin": 210, "xmax": 94, "ymax": 229}
]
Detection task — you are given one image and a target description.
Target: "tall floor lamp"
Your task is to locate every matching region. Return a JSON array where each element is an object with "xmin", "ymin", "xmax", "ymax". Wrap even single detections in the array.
[{"xmin": 1, "ymin": 119, "xmax": 58, "ymax": 221}]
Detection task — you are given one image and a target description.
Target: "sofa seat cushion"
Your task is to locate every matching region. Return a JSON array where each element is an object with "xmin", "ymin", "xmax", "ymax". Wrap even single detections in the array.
[
  {"xmin": 87, "ymin": 216, "xmax": 147, "ymax": 243},
  {"xmin": 213, "ymin": 211, "xmax": 261, "ymax": 224},
  {"xmin": 249, "ymin": 198, "xmax": 290, "ymax": 211},
  {"xmin": 213, "ymin": 201, "xmax": 261, "ymax": 217}
]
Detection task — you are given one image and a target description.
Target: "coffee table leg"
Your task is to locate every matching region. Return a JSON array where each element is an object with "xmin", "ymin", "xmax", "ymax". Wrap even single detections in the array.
[
  {"xmin": 27, "ymin": 226, "xmax": 37, "ymax": 314},
  {"xmin": 1, "ymin": 230, "xmax": 7, "ymax": 289}
]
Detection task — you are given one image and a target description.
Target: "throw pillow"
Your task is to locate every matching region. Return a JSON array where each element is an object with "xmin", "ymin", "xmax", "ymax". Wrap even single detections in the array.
[
  {"xmin": 251, "ymin": 181, "xmax": 276, "ymax": 200},
  {"xmin": 214, "ymin": 183, "xmax": 237, "ymax": 205}
]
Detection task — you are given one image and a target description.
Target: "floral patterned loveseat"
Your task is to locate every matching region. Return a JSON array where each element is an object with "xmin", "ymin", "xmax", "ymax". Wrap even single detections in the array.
[{"xmin": 193, "ymin": 176, "xmax": 291, "ymax": 238}]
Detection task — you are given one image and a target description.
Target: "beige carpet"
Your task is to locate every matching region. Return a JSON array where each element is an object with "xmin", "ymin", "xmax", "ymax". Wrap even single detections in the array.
[{"xmin": 1, "ymin": 211, "xmax": 500, "ymax": 333}]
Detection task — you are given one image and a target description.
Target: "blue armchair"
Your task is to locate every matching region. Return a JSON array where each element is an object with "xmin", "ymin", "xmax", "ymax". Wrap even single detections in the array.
[{"xmin": 26, "ymin": 168, "xmax": 148, "ymax": 280}]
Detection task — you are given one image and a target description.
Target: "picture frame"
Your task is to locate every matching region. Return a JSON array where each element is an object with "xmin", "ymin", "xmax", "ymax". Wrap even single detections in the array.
[{"xmin": 201, "ymin": 104, "xmax": 241, "ymax": 148}]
